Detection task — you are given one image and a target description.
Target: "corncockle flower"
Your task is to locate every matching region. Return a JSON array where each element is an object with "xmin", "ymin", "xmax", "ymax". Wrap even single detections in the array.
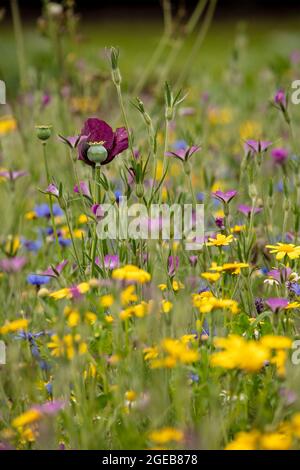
[
  {"xmin": 41, "ymin": 93, "xmax": 51, "ymax": 108},
  {"xmin": 245, "ymin": 140, "xmax": 272, "ymax": 155},
  {"xmin": 45, "ymin": 183, "xmax": 59, "ymax": 197},
  {"xmin": 78, "ymin": 118, "xmax": 128, "ymax": 167},
  {"xmin": 74, "ymin": 181, "xmax": 91, "ymax": 198},
  {"xmin": 104, "ymin": 255, "xmax": 119, "ymax": 269},
  {"xmin": 92, "ymin": 204, "xmax": 104, "ymax": 220},
  {"xmin": 0, "ymin": 257, "xmax": 27, "ymax": 273},
  {"xmin": 265, "ymin": 297, "xmax": 288, "ymax": 313},
  {"xmin": 189, "ymin": 256, "xmax": 198, "ymax": 267},
  {"xmin": 274, "ymin": 89, "xmax": 287, "ymax": 108},
  {"xmin": 0, "ymin": 170, "xmax": 28, "ymax": 181},
  {"xmin": 165, "ymin": 145, "xmax": 201, "ymax": 163},
  {"xmin": 42, "ymin": 259, "xmax": 68, "ymax": 277},
  {"xmin": 267, "ymin": 267, "xmax": 292, "ymax": 283},
  {"xmin": 212, "ymin": 190, "xmax": 237, "ymax": 204},
  {"xmin": 168, "ymin": 256, "xmax": 179, "ymax": 277},
  {"xmin": 59, "ymin": 134, "xmax": 82, "ymax": 149},
  {"xmin": 27, "ymin": 274, "xmax": 50, "ymax": 286},
  {"xmin": 271, "ymin": 147, "xmax": 289, "ymax": 165},
  {"xmin": 238, "ymin": 204, "xmax": 262, "ymax": 217}
]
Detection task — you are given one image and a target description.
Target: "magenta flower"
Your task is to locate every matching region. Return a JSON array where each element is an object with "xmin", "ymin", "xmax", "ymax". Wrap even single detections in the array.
[
  {"xmin": 0, "ymin": 170, "xmax": 28, "ymax": 181},
  {"xmin": 238, "ymin": 204, "xmax": 262, "ymax": 217},
  {"xmin": 189, "ymin": 256, "xmax": 198, "ymax": 267},
  {"xmin": 271, "ymin": 147, "xmax": 289, "ymax": 165},
  {"xmin": 34, "ymin": 400, "xmax": 65, "ymax": 415},
  {"xmin": 0, "ymin": 257, "xmax": 27, "ymax": 273},
  {"xmin": 42, "ymin": 259, "xmax": 68, "ymax": 278},
  {"xmin": 45, "ymin": 183, "xmax": 59, "ymax": 197},
  {"xmin": 168, "ymin": 256, "xmax": 179, "ymax": 277},
  {"xmin": 212, "ymin": 190, "xmax": 237, "ymax": 204},
  {"xmin": 267, "ymin": 268, "xmax": 292, "ymax": 284},
  {"xmin": 245, "ymin": 140, "xmax": 272, "ymax": 155},
  {"xmin": 74, "ymin": 181, "xmax": 91, "ymax": 198},
  {"xmin": 165, "ymin": 145, "xmax": 201, "ymax": 162},
  {"xmin": 265, "ymin": 297, "xmax": 288, "ymax": 313},
  {"xmin": 59, "ymin": 134, "xmax": 82, "ymax": 149},
  {"xmin": 274, "ymin": 89, "xmax": 287, "ymax": 108},
  {"xmin": 78, "ymin": 118, "xmax": 128, "ymax": 167},
  {"xmin": 96, "ymin": 254, "xmax": 120, "ymax": 270}
]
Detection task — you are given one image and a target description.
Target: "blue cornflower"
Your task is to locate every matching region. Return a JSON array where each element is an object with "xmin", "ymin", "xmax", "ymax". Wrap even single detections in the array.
[
  {"xmin": 35, "ymin": 203, "xmax": 63, "ymax": 218},
  {"xmin": 173, "ymin": 139, "xmax": 187, "ymax": 151},
  {"xmin": 59, "ymin": 237, "xmax": 71, "ymax": 247},
  {"xmin": 22, "ymin": 239, "xmax": 42, "ymax": 252},
  {"xmin": 290, "ymin": 283, "xmax": 300, "ymax": 296},
  {"xmin": 115, "ymin": 189, "xmax": 122, "ymax": 203},
  {"xmin": 27, "ymin": 274, "xmax": 50, "ymax": 286},
  {"xmin": 189, "ymin": 373, "xmax": 200, "ymax": 383}
]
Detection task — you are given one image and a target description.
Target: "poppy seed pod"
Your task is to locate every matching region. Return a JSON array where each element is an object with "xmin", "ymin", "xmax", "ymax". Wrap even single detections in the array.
[
  {"xmin": 87, "ymin": 143, "xmax": 108, "ymax": 164},
  {"xmin": 36, "ymin": 125, "xmax": 52, "ymax": 141}
]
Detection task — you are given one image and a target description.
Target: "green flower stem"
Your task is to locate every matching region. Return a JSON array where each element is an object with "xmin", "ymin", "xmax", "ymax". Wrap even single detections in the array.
[
  {"xmin": 64, "ymin": 207, "xmax": 85, "ymax": 279},
  {"xmin": 159, "ymin": 117, "xmax": 170, "ymax": 203},
  {"xmin": 42, "ymin": 142, "xmax": 61, "ymax": 258},
  {"xmin": 91, "ymin": 165, "xmax": 102, "ymax": 278}
]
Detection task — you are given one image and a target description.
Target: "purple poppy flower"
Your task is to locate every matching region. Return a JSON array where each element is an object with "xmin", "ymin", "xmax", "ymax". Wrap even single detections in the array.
[
  {"xmin": 74, "ymin": 181, "xmax": 91, "ymax": 198},
  {"xmin": 271, "ymin": 147, "xmax": 289, "ymax": 165},
  {"xmin": 165, "ymin": 145, "xmax": 201, "ymax": 163},
  {"xmin": 238, "ymin": 204, "xmax": 262, "ymax": 217},
  {"xmin": 168, "ymin": 256, "xmax": 179, "ymax": 277},
  {"xmin": 0, "ymin": 257, "xmax": 27, "ymax": 273},
  {"xmin": 212, "ymin": 190, "xmax": 237, "ymax": 204},
  {"xmin": 78, "ymin": 118, "xmax": 128, "ymax": 167},
  {"xmin": 0, "ymin": 170, "xmax": 28, "ymax": 181},
  {"xmin": 45, "ymin": 183, "xmax": 59, "ymax": 197},
  {"xmin": 245, "ymin": 140, "xmax": 272, "ymax": 155},
  {"xmin": 42, "ymin": 260, "xmax": 68, "ymax": 278},
  {"xmin": 265, "ymin": 297, "xmax": 288, "ymax": 313}
]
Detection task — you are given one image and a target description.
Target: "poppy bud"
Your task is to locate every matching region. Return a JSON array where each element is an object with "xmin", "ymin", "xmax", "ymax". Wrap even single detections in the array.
[
  {"xmin": 135, "ymin": 183, "xmax": 144, "ymax": 199},
  {"xmin": 87, "ymin": 143, "xmax": 108, "ymax": 164},
  {"xmin": 36, "ymin": 125, "xmax": 52, "ymax": 141}
]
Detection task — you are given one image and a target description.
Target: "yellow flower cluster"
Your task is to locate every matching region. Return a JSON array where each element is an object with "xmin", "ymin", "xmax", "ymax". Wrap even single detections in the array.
[
  {"xmin": 192, "ymin": 291, "xmax": 239, "ymax": 314},
  {"xmin": 211, "ymin": 334, "xmax": 292, "ymax": 374},
  {"xmin": 144, "ymin": 336, "xmax": 199, "ymax": 369},
  {"xmin": 49, "ymin": 282, "xmax": 90, "ymax": 300},
  {"xmin": 47, "ymin": 333, "xmax": 87, "ymax": 360},
  {"xmin": 226, "ymin": 412, "xmax": 300, "ymax": 450},
  {"xmin": 148, "ymin": 427, "xmax": 184, "ymax": 445},
  {"xmin": 0, "ymin": 318, "xmax": 28, "ymax": 335},
  {"xmin": 112, "ymin": 265, "xmax": 151, "ymax": 283},
  {"xmin": 120, "ymin": 301, "xmax": 152, "ymax": 320},
  {"xmin": 64, "ymin": 306, "xmax": 97, "ymax": 327}
]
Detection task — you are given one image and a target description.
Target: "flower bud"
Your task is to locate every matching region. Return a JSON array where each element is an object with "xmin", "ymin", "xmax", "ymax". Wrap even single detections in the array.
[
  {"xmin": 135, "ymin": 183, "xmax": 144, "ymax": 199},
  {"xmin": 87, "ymin": 143, "xmax": 108, "ymax": 164},
  {"xmin": 36, "ymin": 125, "xmax": 52, "ymax": 141}
]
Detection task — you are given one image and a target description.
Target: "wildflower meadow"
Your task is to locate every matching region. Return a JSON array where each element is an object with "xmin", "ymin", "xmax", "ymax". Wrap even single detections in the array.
[{"xmin": 2, "ymin": 0, "xmax": 300, "ymax": 454}]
